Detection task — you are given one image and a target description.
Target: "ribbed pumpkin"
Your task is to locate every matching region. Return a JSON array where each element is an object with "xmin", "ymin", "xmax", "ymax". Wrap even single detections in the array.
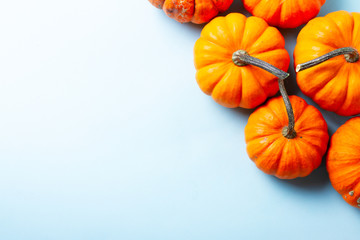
[
  {"xmin": 295, "ymin": 11, "xmax": 360, "ymax": 116},
  {"xmin": 194, "ymin": 13, "xmax": 290, "ymax": 108},
  {"xmin": 245, "ymin": 95, "xmax": 329, "ymax": 179},
  {"xmin": 327, "ymin": 117, "xmax": 360, "ymax": 209},
  {"xmin": 242, "ymin": 0, "xmax": 326, "ymax": 28},
  {"xmin": 148, "ymin": 0, "xmax": 233, "ymax": 24}
]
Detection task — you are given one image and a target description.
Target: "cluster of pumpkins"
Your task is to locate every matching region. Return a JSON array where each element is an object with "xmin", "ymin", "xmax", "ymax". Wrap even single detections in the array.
[{"xmin": 149, "ymin": 0, "xmax": 360, "ymax": 209}]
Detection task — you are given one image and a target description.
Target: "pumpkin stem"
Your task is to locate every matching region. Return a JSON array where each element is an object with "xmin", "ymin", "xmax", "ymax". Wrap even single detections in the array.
[
  {"xmin": 296, "ymin": 47, "xmax": 359, "ymax": 72},
  {"xmin": 232, "ymin": 50, "xmax": 296, "ymax": 139},
  {"xmin": 232, "ymin": 50, "xmax": 289, "ymax": 79},
  {"xmin": 278, "ymin": 78, "xmax": 296, "ymax": 139}
]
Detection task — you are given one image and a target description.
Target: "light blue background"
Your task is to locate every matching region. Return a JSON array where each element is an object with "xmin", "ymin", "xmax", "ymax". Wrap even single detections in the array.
[{"xmin": 0, "ymin": 0, "xmax": 359, "ymax": 239}]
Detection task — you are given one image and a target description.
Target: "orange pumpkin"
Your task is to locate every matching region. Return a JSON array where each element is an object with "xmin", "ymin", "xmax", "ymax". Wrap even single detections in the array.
[
  {"xmin": 295, "ymin": 11, "xmax": 360, "ymax": 116},
  {"xmin": 242, "ymin": 0, "xmax": 326, "ymax": 28},
  {"xmin": 148, "ymin": 0, "xmax": 233, "ymax": 24},
  {"xmin": 327, "ymin": 117, "xmax": 360, "ymax": 209},
  {"xmin": 245, "ymin": 95, "xmax": 329, "ymax": 179},
  {"xmin": 194, "ymin": 13, "xmax": 290, "ymax": 108}
]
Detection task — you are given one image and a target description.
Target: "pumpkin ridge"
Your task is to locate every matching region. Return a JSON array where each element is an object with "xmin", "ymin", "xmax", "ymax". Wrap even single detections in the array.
[
  {"xmin": 265, "ymin": 97, "xmax": 288, "ymax": 127},
  {"xmin": 194, "ymin": 37, "xmax": 233, "ymax": 70},
  {"xmin": 246, "ymin": 127, "xmax": 282, "ymax": 143},
  {"xmin": 247, "ymin": 0, "xmax": 262, "ymax": 12},
  {"xmin": 211, "ymin": 64, "xmax": 243, "ymax": 107},
  {"xmin": 295, "ymin": 40, "xmax": 337, "ymax": 57},
  {"xmin": 243, "ymin": 21, "xmax": 272, "ymax": 52},
  {"xmin": 239, "ymin": 66, "xmax": 266, "ymax": 108},
  {"xmin": 196, "ymin": 61, "xmax": 232, "ymax": 95},
  {"xmin": 199, "ymin": 17, "xmax": 235, "ymax": 49},
  {"xmin": 335, "ymin": 65, "xmax": 352, "ymax": 113},
  {"xmin": 311, "ymin": 65, "xmax": 348, "ymax": 106},
  {"xmin": 251, "ymin": 48, "xmax": 287, "ymax": 60},
  {"xmin": 275, "ymin": 139, "xmax": 293, "ymax": 178},
  {"xmin": 293, "ymin": 138, "xmax": 316, "ymax": 177},
  {"xmin": 279, "ymin": 0, "xmax": 295, "ymax": 26},
  {"xmin": 247, "ymin": 133, "xmax": 280, "ymax": 154},
  {"xmin": 333, "ymin": 65, "xmax": 351, "ymax": 113},
  {"xmin": 256, "ymin": 0, "xmax": 282, "ymax": 27},
  {"xmin": 331, "ymin": 158, "xmax": 360, "ymax": 168},
  {"xmin": 249, "ymin": 41, "xmax": 284, "ymax": 57},
  {"xmin": 239, "ymin": 15, "xmax": 248, "ymax": 51},
  {"xmin": 298, "ymin": 60, "xmax": 343, "ymax": 98},
  {"xmin": 222, "ymin": 14, "xmax": 239, "ymax": 51},
  {"xmin": 327, "ymin": 16, "xmax": 349, "ymax": 47},
  {"xmin": 203, "ymin": 40, "xmax": 231, "ymax": 54},
  {"xmin": 336, "ymin": 66, "xmax": 360, "ymax": 115},
  {"xmin": 243, "ymin": 65, "xmax": 276, "ymax": 95},
  {"xmin": 351, "ymin": 12, "xmax": 360, "ymax": 47},
  {"xmin": 241, "ymin": 17, "xmax": 269, "ymax": 50},
  {"xmin": 335, "ymin": 141, "xmax": 360, "ymax": 152},
  {"xmin": 296, "ymin": 134, "xmax": 325, "ymax": 156},
  {"xmin": 198, "ymin": 37, "xmax": 232, "ymax": 54},
  {"xmin": 332, "ymin": 168, "xmax": 360, "ymax": 192},
  {"xmin": 331, "ymin": 160, "xmax": 360, "ymax": 175},
  {"xmin": 297, "ymin": 17, "xmax": 341, "ymax": 49},
  {"xmin": 293, "ymin": 105, "xmax": 326, "ymax": 130},
  {"xmin": 223, "ymin": 13, "xmax": 247, "ymax": 51},
  {"xmin": 255, "ymin": 136, "xmax": 285, "ymax": 174},
  {"xmin": 295, "ymin": 126, "xmax": 328, "ymax": 134}
]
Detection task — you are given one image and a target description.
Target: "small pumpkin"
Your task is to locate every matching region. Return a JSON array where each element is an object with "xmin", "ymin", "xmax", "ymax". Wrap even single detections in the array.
[
  {"xmin": 242, "ymin": 0, "xmax": 326, "ymax": 28},
  {"xmin": 194, "ymin": 13, "xmax": 290, "ymax": 108},
  {"xmin": 327, "ymin": 117, "xmax": 360, "ymax": 209},
  {"xmin": 295, "ymin": 11, "xmax": 360, "ymax": 116},
  {"xmin": 245, "ymin": 89, "xmax": 329, "ymax": 179},
  {"xmin": 148, "ymin": 0, "xmax": 233, "ymax": 24}
]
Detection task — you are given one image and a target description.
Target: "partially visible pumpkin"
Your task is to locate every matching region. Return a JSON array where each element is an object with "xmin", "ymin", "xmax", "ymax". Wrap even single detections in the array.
[
  {"xmin": 242, "ymin": 0, "xmax": 326, "ymax": 28},
  {"xmin": 295, "ymin": 11, "xmax": 360, "ymax": 116},
  {"xmin": 149, "ymin": 0, "xmax": 233, "ymax": 24},
  {"xmin": 194, "ymin": 13, "xmax": 290, "ymax": 108},
  {"xmin": 245, "ymin": 95, "xmax": 329, "ymax": 179},
  {"xmin": 327, "ymin": 117, "xmax": 360, "ymax": 209}
]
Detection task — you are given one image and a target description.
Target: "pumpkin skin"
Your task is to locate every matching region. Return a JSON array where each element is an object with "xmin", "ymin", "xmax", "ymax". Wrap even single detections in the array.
[
  {"xmin": 294, "ymin": 11, "xmax": 360, "ymax": 116},
  {"xmin": 327, "ymin": 117, "xmax": 360, "ymax": 209},
  {"xmin": 242, "ymin": 0, "xmax": 326, "ymax": 28},
  {"xmin": 148, "ymin": 0, "xmax": 233, "ymax": 24},
  {"xmin": 194, "ymin": 13, "xmax": 290, "ymax": 108},
  {"xmin": 245, "ymin": 95, "xmax": 329, "ymax": 179}
]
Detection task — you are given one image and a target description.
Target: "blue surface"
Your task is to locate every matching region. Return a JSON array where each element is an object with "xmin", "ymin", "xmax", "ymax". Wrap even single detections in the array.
[{"xmin": 0, "ymin": 0, "xmax": 359, "ymax": 239}]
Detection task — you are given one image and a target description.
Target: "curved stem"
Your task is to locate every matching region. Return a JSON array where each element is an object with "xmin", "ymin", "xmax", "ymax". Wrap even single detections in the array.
[
  {"xmin": 296, "ymin": 47, "xmax": 359, "ymax": 72},
  {"xmin": 232, "ymin": 50, "xmax": 289, "ymax": 79},
  {"xmin": 232, "ymin": 50, "xmax": 296, "ymax": 139},
  {"xmin": 278, "ymin": 78, "xmax": 296, "ymax": 139}
]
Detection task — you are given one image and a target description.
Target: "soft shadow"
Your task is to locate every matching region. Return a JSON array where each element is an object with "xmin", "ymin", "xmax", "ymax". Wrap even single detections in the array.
[
  {"xmin": 277, "ymin": 26, "xmax": 304, "ymax": 96},
  {"xmin": 180, "ymin": 22, "xmax": 206, "ymax": 34},
  {"xmin": 317, "ymin": 106, "xmax": 353, "ymax": 135},
  {"xmin": 319, "ymin": 0, "xmax": 344, "ymax": 16},
  {"xmin": 210, "ymin": 100, "xmax": 255, "ymax": 119},
  {"xmin": 231, "ymin": 106, "xmax": 255, "ymax": 116},
  {"xmin": 267, "ymin": 160, "xmax": 330, "ymax": 192},
  {"xmin": 220, "ymin": 0, "xmax": 250, "ymax": 17}
]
